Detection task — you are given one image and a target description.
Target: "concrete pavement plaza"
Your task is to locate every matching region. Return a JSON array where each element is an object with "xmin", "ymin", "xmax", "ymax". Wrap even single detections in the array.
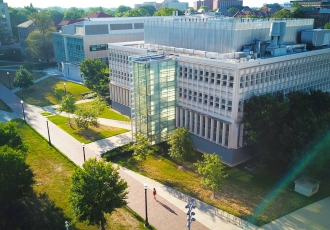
[{"xmin": 0, "ymin": 77, "xmax": 330, "ymax": 229}]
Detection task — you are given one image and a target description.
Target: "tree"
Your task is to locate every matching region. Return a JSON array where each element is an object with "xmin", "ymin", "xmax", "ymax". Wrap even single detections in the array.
[
  {"xmin": 26, "ymin": 30, "xmax": 54, "ymax": 62},
  {"xmin": 79, "ymin": 59, "xmax": 110, "ymax": 96},
  {"xmin": 45, "ymin": 9, "xmax": 64, "ymax": 20},
  {"xmin": 29, "ymin": 10, "xmax": 54, "ymax": 35},
  {"xmin": 194, "ymin": 153, "xmax": 227, "ymax": 198},
  {"xmin": 0, "ymin": 121, "xmax": 26, "ymax": 151},
  {"xmin": 0, "ymin": 146, "xmax": 34, "ymax": 208},
  {"xmin": 53, "ymin": 87, "xmax": 65, "ymax": 100},
  {"xmin": 69, "ymin": 159, "xmax": 128, "ymax": 230},
  {"xmin": 272, "ymin": 9, "xmax": 293, "ymax": 18},
  {"xmin": 139, "ymin": 4, "xmax": 156, "ymax": 16},
  {"xmin": 154, "ymin": 7, "xmax": 183, "ymax": 16},
  {"xmin": 200, "ymin": 6, "xmax": 210, "ymax": 12},
  {"xmin": 129, "ymin": 134, "xmax": 154, "ymax": 161},
  {"xmin": 26, "ymin": 11, "xmax": 55, "ymax": 62},
  {"xmin": 13, "ymin": 66, "xmax": 34, "ymax": 90},
  {"xmin": 0, "ymin": 22, "xmax": 12, "ymax": 45},
  {"xmin": 75, "ymin": 96, "xmax": 106, "ymax": 129},
  {"xmin": 63, "ymin": 7, "xmax": 86, "ymax": 20},
  {"xmin": 123, "ymin": 9, "xmax": 142, "ymax": 17},
  {"xmin": 59, "ymin": 94, "xmax": 76, "ymax": 124},
  {"xmin": 115, "ymin": 5, "xmax": 132, "ymax": 17},
  {"xmin": 325, "ymin": 23, "xmax": 330, "ymax": 29},
  {"xmin": 168, "ymin": 127, "xmax": 195, "ymax": 160},
  {"xmin": 228, "ymin": 7, "xmax": 240, "ymax": 16}
]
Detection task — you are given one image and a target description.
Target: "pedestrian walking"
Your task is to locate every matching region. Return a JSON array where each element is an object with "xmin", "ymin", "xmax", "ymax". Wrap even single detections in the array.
[{"xmin": 153, "ymin": 188, "xmax": 157, "ymax": 199}]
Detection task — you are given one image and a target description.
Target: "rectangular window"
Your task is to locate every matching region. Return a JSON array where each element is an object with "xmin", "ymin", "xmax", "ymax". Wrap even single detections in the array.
[{"xmin": 89, "ymin": 44, "xmax": 108, "ymax": 51}]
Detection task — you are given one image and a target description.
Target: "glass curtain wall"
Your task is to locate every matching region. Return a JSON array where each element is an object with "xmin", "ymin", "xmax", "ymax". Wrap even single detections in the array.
[{"xmin": 133, "ymin": 56, "xmax": 177, "ymax": 144}]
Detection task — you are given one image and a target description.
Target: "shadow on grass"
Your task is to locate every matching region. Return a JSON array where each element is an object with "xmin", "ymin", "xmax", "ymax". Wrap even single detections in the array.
[
  {"xmin": 1, "ymin": 193, "xmax": 75, "ymax": 230},
  {"xmin": 73, "ymin": 128, "xmax": 107, "ymax": 142}
]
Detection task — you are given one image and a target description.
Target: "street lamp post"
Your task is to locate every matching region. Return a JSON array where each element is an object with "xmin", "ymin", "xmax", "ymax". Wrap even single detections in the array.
[
  {"xmin": 7, "ymin": 72, "xmax": 11, "ymax": 90},
  {"xmin": 65, "ymin": 221, "xmax": 69, "ymax": 230},
  {"xmin": 46, "ymin": 118, "xmax": 51, "ymax": 146},
  {"xmin": 64, "ymin": 82, "xmax": 66, "ymax": 95},
  {"xmin": 20, "ymin": 100, "xmax": 26, "ymax": 124},
  {"xmin": 185, "ymin": 198, "xmax": 196, "ymax": 230},
  {"xmin": 144, "ymin": 183, "xmax": 149, "ymax": 227},
  {"xmin": 82, "ymin": 143, "xmax": 86, "ymax": 162}
]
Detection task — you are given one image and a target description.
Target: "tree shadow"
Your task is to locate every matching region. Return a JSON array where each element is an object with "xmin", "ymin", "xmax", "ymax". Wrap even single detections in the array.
[{"xmin": 1, "ymin": 193, "xmax": 75, "ymax": 230}]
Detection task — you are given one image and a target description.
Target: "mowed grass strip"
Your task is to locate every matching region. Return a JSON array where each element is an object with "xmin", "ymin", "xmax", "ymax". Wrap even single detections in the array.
[
  {"xmin": 14, "ymin": 119, "xmax": 148, "ymax": 229},
  {"xmin": 76, "ymin": 102, "xmax": 131, "ymax": 121},
  {"xmin": 0, "ymin": 70, "xmax": 45, "ymax": 90},
  {"xmin": 114, "ymin": 150, "xmax": 330, "ymax": 226},
  {"xmin": 48, "ymin": 115, "xmax": 129, "ymax": 143},
  {"xmin": 0, "ymin": 98, "xmax": 13, "ymax": 112},
  {"xmin": 16, "ymin": 77, "xmax": 91, "ymax": 107}
]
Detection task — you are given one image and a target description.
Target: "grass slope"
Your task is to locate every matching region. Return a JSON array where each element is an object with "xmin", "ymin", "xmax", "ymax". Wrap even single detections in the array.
[
  {"xmin": 113, "ymin": 148, "xmax": 330, "ymax": 226},
  {"xmin": 13, "ymin": 119, "xmax": 148, "ymax": 229},
  {"xmin": 76, "ymin": 102, "xmax": 131, "ymax": 121},
  {"xmin": 48, "ymin": 115, "xmax": 129, "ymax": 143},
  {"xmin": 16, "ymin": 77, "xmax": 91, "ymax": 107}
]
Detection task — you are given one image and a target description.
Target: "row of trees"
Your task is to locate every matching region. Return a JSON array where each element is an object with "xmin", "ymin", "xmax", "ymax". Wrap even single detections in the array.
[
  {"xmin": 0, "ymin": 122, "xmax": 34, "ymax": 227},
  {"xmin": 244, "ymin": 90, "xmax": 330, "ymax": 173}
]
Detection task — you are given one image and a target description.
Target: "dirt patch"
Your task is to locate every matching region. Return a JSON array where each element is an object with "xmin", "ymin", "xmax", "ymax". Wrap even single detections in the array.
[{"xmin": 177, "ymin": 165, "xmax": 187, "ymax": 171}]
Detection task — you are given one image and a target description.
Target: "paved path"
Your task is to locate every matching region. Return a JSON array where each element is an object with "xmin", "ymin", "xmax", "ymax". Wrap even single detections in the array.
[{"xmin": 1, "ymin": 80, "xmax": 329, "ymax": 230}]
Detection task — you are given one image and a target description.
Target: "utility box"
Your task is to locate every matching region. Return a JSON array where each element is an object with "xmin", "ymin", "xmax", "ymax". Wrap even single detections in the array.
[{"xmin": 294, "ymin": 176, "xmax": 320, "ymax": 197}]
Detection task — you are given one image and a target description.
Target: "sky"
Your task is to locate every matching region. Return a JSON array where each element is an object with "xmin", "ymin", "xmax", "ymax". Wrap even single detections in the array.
[{"xmin": 7, "ymin": 0, "xmax": 287, "ymax": 9}]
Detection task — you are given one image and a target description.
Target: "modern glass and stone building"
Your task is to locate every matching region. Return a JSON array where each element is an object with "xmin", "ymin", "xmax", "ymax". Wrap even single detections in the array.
[
  {"xmin": 52, "ymin": 17, "xmax": 166, "ymax": 81},
  {"xmin": 109, "ymin": 17, "xmax": 330, "ymax": 166}
]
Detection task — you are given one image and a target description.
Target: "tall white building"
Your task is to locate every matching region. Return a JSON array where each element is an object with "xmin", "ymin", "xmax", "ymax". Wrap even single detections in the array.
[{"xmin": 109, "ymin": 17, "xmax": 330, "ymax": 166}]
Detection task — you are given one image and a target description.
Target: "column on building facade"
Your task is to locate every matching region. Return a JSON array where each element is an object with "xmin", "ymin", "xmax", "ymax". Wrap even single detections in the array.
[
  {"xmin": 176, "ymin": 107, "xmax": 179, "ymax": 127},
  {"xmin": 194, "ymin": 113, "xmax": 198, "ymax": 135},
  {"xmin": 210, "ymin": 119, "xmax": 214, "ymax": 141},
  {"xmin": 199, "ymin": 114, "xmax": 203, "ymax": 136},
  {"xmin": 216, "ymin": 120, "xmax": 220, "ymax": 144},
  {"xmin": 184, "ymin": 109, "xmax": 188, "ymax": 127},
  {"xmin": 180, "ymin": 108, "xmax": 183, "ymax": 127},
  {"xmin": 222, "ymin": 123, "xmax": 226, "ymax": 146},
  {"xmin": 189, "ymin": 111, "xmax": 193, "ymax": 131},
  {"xmin": 229, "ymin": 123, "xmax": 238, "ymax": 149},
  {"xmin": 205, "ymin": 117, "xmax": 209, "ymax": 139}
]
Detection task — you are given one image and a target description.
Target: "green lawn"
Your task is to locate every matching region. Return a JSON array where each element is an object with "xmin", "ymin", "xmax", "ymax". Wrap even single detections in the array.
[
  {"xmin": 10, "ymin": 119, "xmax": 149, "ymax": 229},
  {"xmin": 16, "ymin": 77, "xmax": 91, "ymax": 107},
  {"xmin": 0, "ymin": 61, "xmax": 23, "ymax": 66},
  {"xmin": 0, "ymin": 99, "xmax": 13, "ymax": 112},
  {"xmin": 112, "ymin": 146, "xmax": 330, "ymax": 226},
  {"xmin": 76, "ymin": 102, "xmax": 131, "ymax": 121},
  {"xmin": 48, "ymin": 115, "xmax": 129, "ymax": 143},
  {"xmin": 0, "ymin": 70, "xmax": 46, "ymax": 90}
]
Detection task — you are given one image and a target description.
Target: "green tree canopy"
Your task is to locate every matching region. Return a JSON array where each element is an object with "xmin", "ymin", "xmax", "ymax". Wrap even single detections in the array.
[
  {"xmin": 29, "ymin": 10, "xmax": 55, "ymax": 35},
  {"xmin": 244, "ymin": 90, "xmax": 330, "ymax": 172},
  {"xmin": 123, "ymin": 9, "xmax": 143, "ymax": 17},
  {"xmin": 74, "ymin": 96, "xmax": 106, "ymax": 129},
  {"xmin": 63, "ymin": 7, "xmax": 86, "ymax": 19},
  {"xmin": 194, "ymin": 153, "xmax": 227, "ymax": 197},
  {"xmin": 115, "ymin": 5, "xmax": 132, "ymax": 17},
  {"xmin": 154, "ymin": 7, "xmax": 183, "ymax": 16},
  {"xmin": 79, "ymin": 59, "xmax": 110, "ymax": 96},
  {"xmin": 130, "ymin": 133, "xmax": 154, "ymax": 161},
  {"xmin": 59, "ymin": 94, "xmax": 76, "ymax": 124},
  {"xmin": 0, "ymin": 146, "xmax": 34, "ymax": 208},
  {"xmin": 272, "ymin": 9, "xmax": 293, "ymax": 18},
  {"xmin": 168, "ymin": 127, "xmax": 195, "ymax": 160},
  {"xmin": 13, "ymin": 66, "xmax": 34, "ymax": 90},
  {"xmin": 228, "ymin": 7, "xmax": 240, "ymax": 15},
  {"xmin": 69, "ymin": 159, "xmax": 128, "ymax": 230},
  {"xmin": 44, "ymin": 9, "xmax": 64, "ymax": 20},
  {"xmin": 0, "ymin": 121, "xmax": 26, "ymax": 151},
  {"xmin": 139, "ymin": 4, "xmax": 156, "ymax": 16},
  {"xmin": 324, "ymin": 22, "xmax": 330, "ymax": 29}
]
